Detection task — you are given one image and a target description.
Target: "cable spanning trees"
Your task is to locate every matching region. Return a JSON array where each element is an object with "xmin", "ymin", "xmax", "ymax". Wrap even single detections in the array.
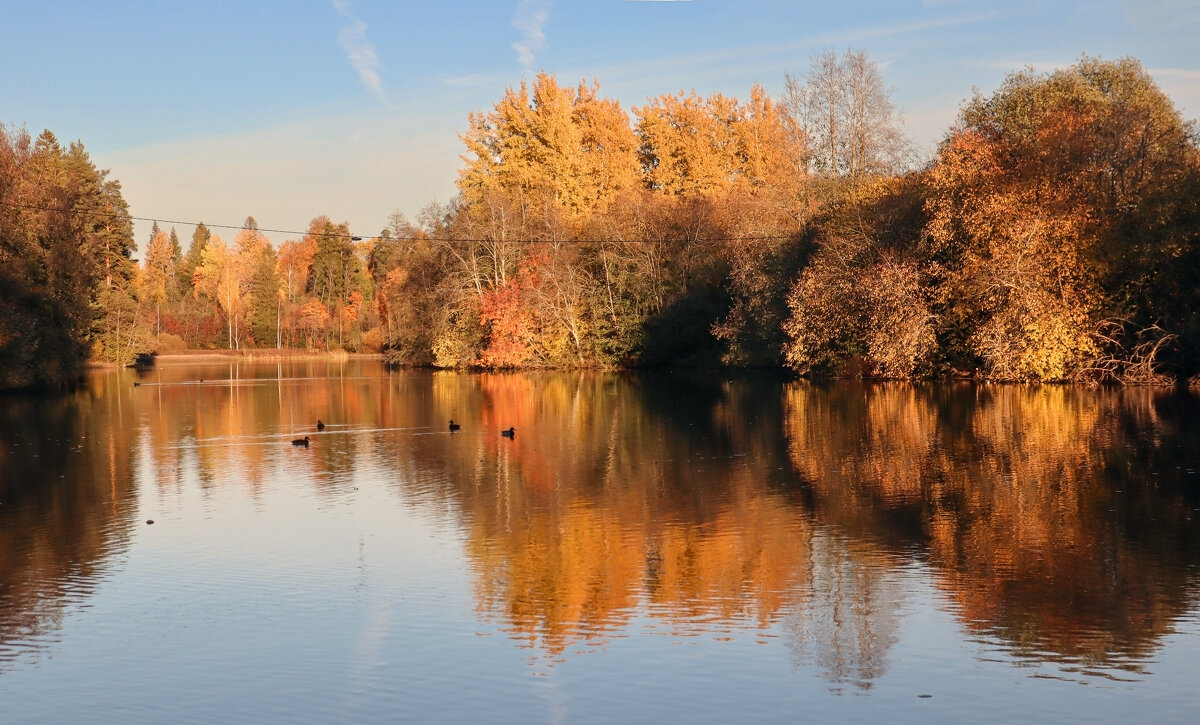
[{"xmin": 140, "ymin": 214, "xmax": 372, "ymax": 354}]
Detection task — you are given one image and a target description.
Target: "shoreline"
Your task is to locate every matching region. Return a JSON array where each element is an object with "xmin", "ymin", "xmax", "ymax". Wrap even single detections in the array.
[
  {"xmin": 142, "ymin": 350, "xmax": 382, "ymax": 365},
  {"xmin": 81, "ymin": 351, "xmax": 1198, "ymax": 387}
]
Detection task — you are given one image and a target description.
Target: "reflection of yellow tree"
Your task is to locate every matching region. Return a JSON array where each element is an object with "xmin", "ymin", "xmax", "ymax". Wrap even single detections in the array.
[
  {"xmin": 469, "ymin": 506, "xmax": 644, "ymax": 656},
  {"xmin": 784, "ymin": 382, "xmax": 1200, "ymax": 674},
  {"xmin": 457, "ymin": 374, "xmax": 820, "ymax": 662},
  {"xmin": 128, "ymin": 360, "xmax": 398, "ymax": 499},
  {"xmin": 29, "ymin": 366, "xmax": 1192, "ymax": 690}
]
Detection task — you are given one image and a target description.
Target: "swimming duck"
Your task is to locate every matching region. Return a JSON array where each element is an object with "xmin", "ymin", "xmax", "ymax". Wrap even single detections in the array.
[
  {"xmin": 501, "ymin": 427, "xmax": 516, "ymax": 438},
  {"xmin": 317, "ymin": 420, "xmax": 325, "ymax": 431},
  {"xmin": 292, "ymin": 436, "xmax": 310, "ymax": 447},
  {"xmin": 448, "ymin": 420, "xmax": 461, "ymax": 432}
]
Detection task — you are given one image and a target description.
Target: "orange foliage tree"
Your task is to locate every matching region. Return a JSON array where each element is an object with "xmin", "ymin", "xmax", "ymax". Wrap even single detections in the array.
[
  {"xmin": 925, "ymin": 56, "xmax": 1200, "ymax": 381},
  {"xmin": 477, "ymin": 279, "xmax": 532, "ymax": 368}
]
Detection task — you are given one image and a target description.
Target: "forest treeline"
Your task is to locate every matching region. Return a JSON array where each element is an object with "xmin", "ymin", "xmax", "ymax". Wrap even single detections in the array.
[{"xmin": 2, "ymin": 53, "xmax": 1198, "ymax": 389}]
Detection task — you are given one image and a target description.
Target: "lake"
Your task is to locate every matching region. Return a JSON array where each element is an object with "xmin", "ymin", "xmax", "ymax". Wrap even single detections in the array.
[{"xmin": 1, "ymin": 360, "xmax": 1198, "ymax": 723}]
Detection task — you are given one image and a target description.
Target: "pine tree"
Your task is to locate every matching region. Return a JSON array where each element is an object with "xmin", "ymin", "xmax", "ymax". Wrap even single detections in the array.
[
  {"xmin": 170, "ymin": 227, "xmax": 182, "ymax": 257},
  {"xmin": 179, "ymin": 222, "xmax": 211, "ymax": 294}
]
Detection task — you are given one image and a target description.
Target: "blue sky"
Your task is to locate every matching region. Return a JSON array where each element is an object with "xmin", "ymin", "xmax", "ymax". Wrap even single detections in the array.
[{"xmin": 3, "ymin": 0, "xmax": 1198, "ymax": 250}]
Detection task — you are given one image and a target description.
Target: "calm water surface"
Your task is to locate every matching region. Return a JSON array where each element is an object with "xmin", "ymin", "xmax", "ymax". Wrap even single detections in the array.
[{"xmin": 1, "ymin": 361, "xmax": 1198, "ymax": 723}]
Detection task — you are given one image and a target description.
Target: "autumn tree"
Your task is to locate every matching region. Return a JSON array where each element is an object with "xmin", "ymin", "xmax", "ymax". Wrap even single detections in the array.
[
  {"xmin": 925, "ymin": 56, "xmax": 1200, "ymax": 381},
  {"xmin": 0, "ymin": 126, "xmax": 140, "ymax": 385},
  {"xmin": 179, "ymin": 222, "xmax": 211, "ymax": 293},
  {"xmin": 169, "ymin": 227, "xmax": 182, "ymax": 267},
  {"xmin": 235, "ymin": 219, "xmax": 280, "ymax": 347},
  {"xmin": 459, "ymin": 73, "xmax": 641, "ymax": 224},
  {"xmin": 305, "ymin": 216, "xmax": 366, "ymax": 348},
  {"xmin": 276, "ymin": 236, "xmax": 317, "ymax": 347},
  {"xmin": 784, "ymin": 49, "xmax": 908, "ymax": 177},
  {"xmin": 193, "ymin": 234, "xmax": 242, "ymax": 349},
  {"xmin": 159, "ymin": 222, "xmax": 225, "ymax": 348},
  {"xmin": 298, "ymin": 298, "xmax": 330, "ymax": 349},
  {"xmin": 782, "ymin": 175, "xmax": 933, "ymax": 377},
  {"xmin": 141, "ymin": 227, "xmax": 176, "ymax": 335},
  {"xmin": 635, "ymin": 90, "xmax": 740, "ymax": 196},
  {"xmin": 369, "ymin": 211, "xmax": 454, "ymax": 364}
]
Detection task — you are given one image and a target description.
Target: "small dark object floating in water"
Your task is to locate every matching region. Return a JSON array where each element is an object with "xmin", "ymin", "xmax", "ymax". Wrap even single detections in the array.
[
  {"xmin": 146, "ymin": 519, "xmax": 154, "ymax": 525},
  {"xmin": 317, "ymin": 420, "xmax": 325, "ymax": 431},
  {"xmin": 501, "ymin": 427, "xmax": 516, "ymax": 438},
  {"xmin": 133, "ymin": 382, "xmax": 141, "ymax": 387},
  {"xmin": 292, "ymin": 436, "xmax": 310, "ymax": 447},
  {"xmin": 448, "ymin": 420, "xmax": 461, "ymax": 431}
]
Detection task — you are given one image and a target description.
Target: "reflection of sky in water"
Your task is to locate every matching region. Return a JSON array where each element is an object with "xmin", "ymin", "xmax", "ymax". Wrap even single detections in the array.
[{"xmin": 0, "ymin": 364, "xmax": 1199, "ymax": 723}]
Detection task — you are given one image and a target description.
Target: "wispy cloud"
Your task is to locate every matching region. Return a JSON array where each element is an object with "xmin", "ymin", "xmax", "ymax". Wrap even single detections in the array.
[
  {"xmin": 333, "ymin": 0, "xmax": 389, "ymax": 105},
  {"xmin": 1152, "ymin": 67, "xmax": 1200, "ymax": 81},
  {"xmin": 584, "ymin": 11, "xmax": 998, "ymax": 90},
  {"xmin": 1124, "ymin": 0, "xmax": 1200, "ymax": 33},
  {"xmin": 512, "ymin": 0, "xmax": 551, "ymax": 70},
  {"xmin": 983, "ymin": 59, "xmax": 1072, "ymax": 73},
  {"xmin": 444, "ymin": 73, "xmax": 486, "ymax": 88}
]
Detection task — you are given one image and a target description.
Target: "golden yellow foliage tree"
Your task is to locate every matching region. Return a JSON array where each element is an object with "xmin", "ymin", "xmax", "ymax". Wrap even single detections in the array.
[
  {"xmin": 193, "ymin": 234, "xmax": 243, "ymax": 349},
  {"xmin": 458, "ymin": 72, "xmax": 640, "ymax": 223},
  {"xmin": 635, "ymin": 90, "xmax": 738, "ymax": 197},
  {"xmin": 142, "ymin": 228, "xmax": 176, "ymax": 336}
]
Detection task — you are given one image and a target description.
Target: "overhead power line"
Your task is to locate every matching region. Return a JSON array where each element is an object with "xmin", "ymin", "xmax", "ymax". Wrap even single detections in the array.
[
  {"xmin": 0, "ymin": 200, "xmax": 365, "ymax": 240},
  {"xmin": 0, "ymin": 199, "xmax": 797, "ymax": 245}
]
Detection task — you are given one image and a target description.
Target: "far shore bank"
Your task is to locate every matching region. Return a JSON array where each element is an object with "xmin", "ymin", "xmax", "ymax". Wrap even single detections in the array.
[
  {"xmin": 158, "ymin": 350, "xmax": 382, "ymax": 364},
  {"xmin": 87, "ymin": 350, "xmax": 384, "ymax": 368}
]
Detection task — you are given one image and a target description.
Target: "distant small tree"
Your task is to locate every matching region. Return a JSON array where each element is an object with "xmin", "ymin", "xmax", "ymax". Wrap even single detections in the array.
[{"xmin": 142, "ymin": 228, "xmax": 176, "ymax": 335}]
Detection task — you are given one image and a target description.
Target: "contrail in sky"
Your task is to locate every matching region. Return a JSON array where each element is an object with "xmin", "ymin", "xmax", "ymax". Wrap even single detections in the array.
[
  {"xmin": 333, "ymin": 0, "xmax": 389, "ymax": 105},
  {"xmin": 512, "ymin": 0, "xmax": 551, "ymax": 69}
]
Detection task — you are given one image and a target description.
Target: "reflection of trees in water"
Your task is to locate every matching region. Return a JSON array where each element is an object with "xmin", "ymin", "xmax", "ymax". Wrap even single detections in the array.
[
  {"xmin": 457, "ymin": 373, "xmax": 818, "ymax": 660},
  {"xmin": 784, "ymin": 532, "xmax": 902, "ymax": 692},
  {"xmin": 784, "ymin": 382, "xmax": 1200, "ymax": 677},
  {"xmin": 19, "ymin": 365, "xmax": 1194, "ymax": 689},
  {"xmin": 0, "ymin": 372, "xmax": 140, "ymax": 671},
  {"xmin": 451, "ymin": 373, "xmax": 903, "ymax": 692}
]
